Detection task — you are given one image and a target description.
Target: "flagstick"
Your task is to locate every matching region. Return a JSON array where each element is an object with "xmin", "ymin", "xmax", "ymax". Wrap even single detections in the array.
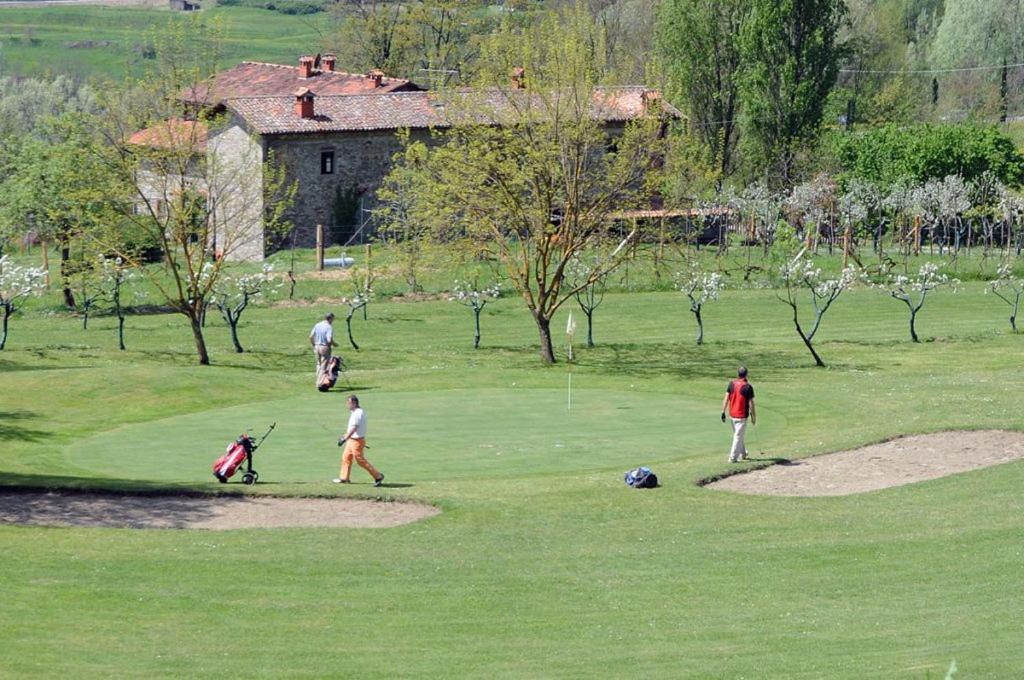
[{"xmin": 568, "ymin": 372, "xmax": 572, "ymax": 412}]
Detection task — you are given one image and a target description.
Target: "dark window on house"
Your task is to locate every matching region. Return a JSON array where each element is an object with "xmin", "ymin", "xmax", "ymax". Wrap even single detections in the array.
[{"xmin": 321, "ymin": 150, "xmax": 335, "ymax": 174}]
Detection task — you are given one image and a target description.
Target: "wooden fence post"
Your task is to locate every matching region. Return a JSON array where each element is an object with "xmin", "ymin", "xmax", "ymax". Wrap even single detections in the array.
[{"xmin": 315, "ymin": 224, "xmax": 324, "ymax": 272}]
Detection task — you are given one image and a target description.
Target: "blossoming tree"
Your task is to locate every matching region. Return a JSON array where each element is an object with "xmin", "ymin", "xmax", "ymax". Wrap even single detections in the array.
[
  {"xmin": 677, "ymin": 269, "xmax": 724, "ymax": 345},
  {"xmin": 778, "ymin": 257, "xmax": 860, "ymax": 366},
  {"xmin": 0, "ymin": 256, "xmax": 47, "ymax": 350},
  {"xmin": 449, "ymin": 279, "xmax": 501, "ymax": 349},
  {"xmin": 882, "ymin": 262, "xmax": 958, "ymax": 343},
  {"xmin": 987, "ymin": 264, "xmax": 1024, "ymax": 333},
  {"xmin": 211, "ymin": 265, "xmax": 280, "ymax": 353}
]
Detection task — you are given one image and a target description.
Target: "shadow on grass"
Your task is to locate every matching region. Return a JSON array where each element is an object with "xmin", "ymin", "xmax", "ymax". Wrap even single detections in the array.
[{"xmin": 0, "ymin": 411, "xmax": 52, "ymax": 442}]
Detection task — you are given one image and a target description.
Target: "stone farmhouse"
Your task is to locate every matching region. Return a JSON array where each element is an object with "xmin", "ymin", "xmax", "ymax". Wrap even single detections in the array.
[{"xmin": 130, "ymin": 55, "xmax": 674, "ymax": 261}]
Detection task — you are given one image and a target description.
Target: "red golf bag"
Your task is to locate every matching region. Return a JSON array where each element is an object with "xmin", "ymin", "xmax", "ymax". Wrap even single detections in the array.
[
  {"xmin": 213, "ymin": 435, "xmax": 254, "ymax": 484},
  {"xmin": 318, "ymin": 356, "xmax": 341, "ymax": 392}
]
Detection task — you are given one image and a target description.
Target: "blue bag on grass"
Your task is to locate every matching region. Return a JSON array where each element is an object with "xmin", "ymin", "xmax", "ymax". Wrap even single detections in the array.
[{"xmin": 624, "ymin": 466, "xmax": 658, "ymax": 489}]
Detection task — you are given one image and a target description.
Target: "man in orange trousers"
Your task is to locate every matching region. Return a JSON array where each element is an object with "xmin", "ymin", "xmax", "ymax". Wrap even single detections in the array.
[{"xmin": 334, "ymin": 394, "xmax": 384, "ymax": 486}]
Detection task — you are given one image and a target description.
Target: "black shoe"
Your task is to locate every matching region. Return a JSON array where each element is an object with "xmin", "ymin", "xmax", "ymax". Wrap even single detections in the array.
[{"xmin": 374, "ymin": 474, "xmax": 384, "ymax": 487}]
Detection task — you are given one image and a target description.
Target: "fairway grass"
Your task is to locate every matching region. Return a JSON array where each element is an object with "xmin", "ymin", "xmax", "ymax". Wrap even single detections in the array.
[{"xmin": 3, "ymin": 277, "xmax": 1024, "ymax": 677}]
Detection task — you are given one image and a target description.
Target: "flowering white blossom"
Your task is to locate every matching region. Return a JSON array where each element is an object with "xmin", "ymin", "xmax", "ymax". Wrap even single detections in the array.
[
  {"xmin": 0, "ymin": 255, "xmax": 48, "ymax": 350},
  {"xmin": 787, "ymin": 173, "xmax": 836, "ymax": 230},
  {"xmin": 449, "ymin": 279, "xmax": 501, "ymax": 309}
]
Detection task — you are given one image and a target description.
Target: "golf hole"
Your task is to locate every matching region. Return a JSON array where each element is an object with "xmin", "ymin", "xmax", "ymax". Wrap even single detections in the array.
[
  {"xmin": 0, "ymin": 490, "xmax": 440, "ymax": 530},
  {"xmin": 704, "ymin": 430, "xmax": 1024, "ymax": 496}
]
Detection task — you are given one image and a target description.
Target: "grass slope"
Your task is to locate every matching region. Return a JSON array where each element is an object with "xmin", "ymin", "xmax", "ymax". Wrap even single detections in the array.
[
  {"xmin": 0, "ymin": 5, "xmax": 328, "ymax": 79},
  {"xmin": 2, "ymin": 251, "xmax": 1024, "ymax": 677}
]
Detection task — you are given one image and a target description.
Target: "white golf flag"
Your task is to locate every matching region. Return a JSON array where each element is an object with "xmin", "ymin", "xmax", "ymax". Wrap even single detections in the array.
[{"xmin": 566, "ymin": 310, "xmax": 577, "ymax": 339}]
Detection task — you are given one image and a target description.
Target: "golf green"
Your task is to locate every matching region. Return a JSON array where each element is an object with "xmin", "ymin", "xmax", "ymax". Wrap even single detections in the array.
[{"xmin": 64, "ymin": 388, "xmax": 756, "ymax": 484}]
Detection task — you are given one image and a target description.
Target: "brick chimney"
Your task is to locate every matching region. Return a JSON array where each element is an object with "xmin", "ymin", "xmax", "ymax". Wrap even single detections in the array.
[
  {"xmin": 367, "ymin": 69, "xmax": 385, "ymax": 88},
  {"xmin": 298, "ymin": 56, "xmax": 315, "ymax": 79},
  {"xmin": 294, "ymin": 87, "xmax": 316, "ymax": 119},
  {"xmin": 322, "ymin": 54, "xmax": 337, "ymax": 72},
  {"xmin": 641, "ymin": 89, "xmax": 663, "ymax": 113},
  {"xmin": 510, "ymin": 67, "xmax": 525, "ymax": 89}
]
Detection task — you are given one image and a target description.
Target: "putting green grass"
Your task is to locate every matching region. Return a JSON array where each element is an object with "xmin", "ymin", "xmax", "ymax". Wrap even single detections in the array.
[
  {"xmin": 66, "ymin": 388, "xmax": 779, "ymax": 483},
  {"xmin": 3, "ymin": 258, "xmax": 1024, "ymax": 677}
]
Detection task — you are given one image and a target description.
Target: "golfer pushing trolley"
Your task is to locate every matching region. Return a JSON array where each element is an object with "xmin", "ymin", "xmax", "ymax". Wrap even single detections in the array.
[{"xmin": 333, "ymin": 395, "xmax": 385, "ymax": 486}]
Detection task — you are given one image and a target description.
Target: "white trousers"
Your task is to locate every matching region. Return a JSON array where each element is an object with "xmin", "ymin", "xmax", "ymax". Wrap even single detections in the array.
[{"xmin": 729, "ymin": 417, "xmax": 748, "ymax": 462}]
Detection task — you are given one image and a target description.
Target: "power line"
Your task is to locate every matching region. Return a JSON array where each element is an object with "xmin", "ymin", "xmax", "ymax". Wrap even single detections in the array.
[{"xmin": 840, "ymin": 62, "xmax": 1024, "ymax": 75}]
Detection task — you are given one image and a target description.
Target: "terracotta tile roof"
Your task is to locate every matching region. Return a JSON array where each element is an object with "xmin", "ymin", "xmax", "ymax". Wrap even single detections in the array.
[
  {"xmin": 127, "ymin": 118, "xmax": 208, "ymax": 150},
  {"xmin": 185, "ymin": 60, "xmax": 419, "ymax": 105},
  {"xmin": 225, "ymin": 87, "xmax": 677, "ymax": 135}
]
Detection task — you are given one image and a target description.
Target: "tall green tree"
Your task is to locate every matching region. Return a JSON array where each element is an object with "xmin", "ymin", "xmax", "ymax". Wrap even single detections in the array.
[
  {"xmin": 656, "ymin": 0, "xmax": 748, "ymax": 184},
  {"xmin": 738, "ymin": 0, "xmax": 848, "ymax": 186},
  {"xmin": 930, "ymin": 0, "xmax": 1024, "ymax": 120}
]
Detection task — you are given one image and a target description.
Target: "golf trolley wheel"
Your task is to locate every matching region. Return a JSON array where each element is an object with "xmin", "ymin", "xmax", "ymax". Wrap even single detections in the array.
[
  {"xmin": 217, "ymin": 476, "xmax": 227, "ymax": 484},
  {"xmin": 242, "ymin": 471, "xmax": 258, "ymax": 485}
]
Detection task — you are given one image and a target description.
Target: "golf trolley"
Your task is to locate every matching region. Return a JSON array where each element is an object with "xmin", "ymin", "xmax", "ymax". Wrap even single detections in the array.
[{"xmin": 212, "ymin": 422, "xmax": 276, "ymax": 485}]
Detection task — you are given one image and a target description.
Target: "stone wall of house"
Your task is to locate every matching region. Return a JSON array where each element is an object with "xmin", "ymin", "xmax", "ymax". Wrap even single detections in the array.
[
  {"xmin": 208, "ymin": 123, "xmax": 266, "ymax": 262},
  {"xmin": 265, "ymin": 129, "xmax": 434, "ymax": 248}
]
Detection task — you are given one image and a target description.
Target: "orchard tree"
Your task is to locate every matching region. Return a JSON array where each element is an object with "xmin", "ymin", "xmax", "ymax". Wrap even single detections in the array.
[
  {"xmin": 657, "ymin": 0, "xmax": 749, "ymax": 182},
  {"xmin": 567, "ymin": 253, "xmax": 610, "ymax": 348},
  {"xmin": 211, "ymin": 265, "xmax": 280, "ymax": 353},
  {"xmin": 343, "ymin": 290, "xmax": 370, "ymax": 351},
  {"xmin": 738, "ymin": 0, "xmax": 848, "ymax": 186},
  {"xmin": 0, "ymin": 255, "xmax": 47, "ymax": 350},
  {"xmin": 882, "ymin": 262, "xmax": 958, "ymax": 343},
  {"xmin": 677, "ymin": 269, "xmax": 724, "ymax": 345},
  {"xmin": 779, "ymin": 257, "xmax": 861, "ymax": 366},
  {"xmin": 103, "ymin": 257, "xmax": 137, "ymax": 351},
  {"xmin": 449, "ymin": 278, "xmax": 501, "ymax": 349},
  {"xmin": 988, "ymin": 264, "xmax": 1024, "ymax": 332},
  {"xmin": 381, "ymin": 6, "xmax": 668, "ymax": 363},
  {"xmin": 68, "ymin": 256, "xmax": 106, "ymax": 330}
]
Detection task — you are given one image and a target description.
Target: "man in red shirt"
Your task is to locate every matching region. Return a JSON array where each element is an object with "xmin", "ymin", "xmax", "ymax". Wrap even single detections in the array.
[{"xmin": 721, "ymin": 366, "xmax": 756, "ymax": 463}]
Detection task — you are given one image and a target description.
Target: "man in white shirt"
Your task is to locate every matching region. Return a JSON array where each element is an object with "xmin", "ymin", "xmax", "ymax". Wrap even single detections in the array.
[
  {"xmin": 309, "ymin": 313, "xmax": 337, "ymax": 388},
  {"xmin": 334, "ymin": 395, "xmax": 384, "ymax": 486}
]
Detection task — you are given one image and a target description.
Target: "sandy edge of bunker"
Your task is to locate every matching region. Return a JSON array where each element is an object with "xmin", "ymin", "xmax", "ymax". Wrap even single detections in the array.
[
  {"xmin": 703, "ymin": 430, "xmax": 1024, "ymax": 497},
  {"xmin": 0, "ymin": 489, "xmax": 440, "ymax": 530}
]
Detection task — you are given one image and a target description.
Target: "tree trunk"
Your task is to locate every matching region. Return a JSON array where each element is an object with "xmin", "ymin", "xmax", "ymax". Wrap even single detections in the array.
[
  {"xmin": 82, "ymin": 303, "xmax": 90, "ymax": 330},
  {"xmin": 0, "ymin": 303, "xmax": 10, "ymax": 350},
  {"xmin": 188, "ymin": 312, "xmax": 211, "ymax": 365},
  {"xmin": 789, "ymin": 303, "xmax": 825, "ymax": 367},
  {"xmin": 346, "ymin": 311, "xmax": 360, "ymax": 350},
  {"xmin": 60, "ymin": 238, "xmax": 75, "ymax": 309},
  {"xmin": 693, "ymin": 306, "xmax": 703, "ymax": 345},
  {"xmin": 473, "ymin": 308, "xmax": 481, "ymax": 349},
  {"xmin": 117, "ymin": 312, "xmax": 126, "ymax": 351},
  {"xmin": 534, "ymin": 313, "xmax": 556, "ymax": 364},
  {"xmin": 229, "ymin": 317, "xmax": 244, "ymax": 353},
  {"xmin": 909, "ymin": 309, "xmax": 919, "ymax": 343},
  {"xmin": 584, "ymin": 309, "xmax": 594, "ymax": 348}
]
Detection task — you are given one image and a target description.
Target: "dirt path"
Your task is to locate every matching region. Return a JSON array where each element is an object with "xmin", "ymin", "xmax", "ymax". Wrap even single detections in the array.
[
  {"xmin": 0, "ymin": 490, "xmax": 439, "ymax": 529},
  {"xmin": 706, "ymin": 430, "xmax": 1024, "ymax": 497}
]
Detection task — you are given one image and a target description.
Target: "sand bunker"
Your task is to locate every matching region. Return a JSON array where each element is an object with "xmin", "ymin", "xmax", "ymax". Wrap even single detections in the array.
[
  {"xmin": 0, "ymin": 490, "xmax": 439, "ymax": 530},
  {"xmin": 706, "ymin": 430, "xmax": 1024, "ymax": 496}
]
